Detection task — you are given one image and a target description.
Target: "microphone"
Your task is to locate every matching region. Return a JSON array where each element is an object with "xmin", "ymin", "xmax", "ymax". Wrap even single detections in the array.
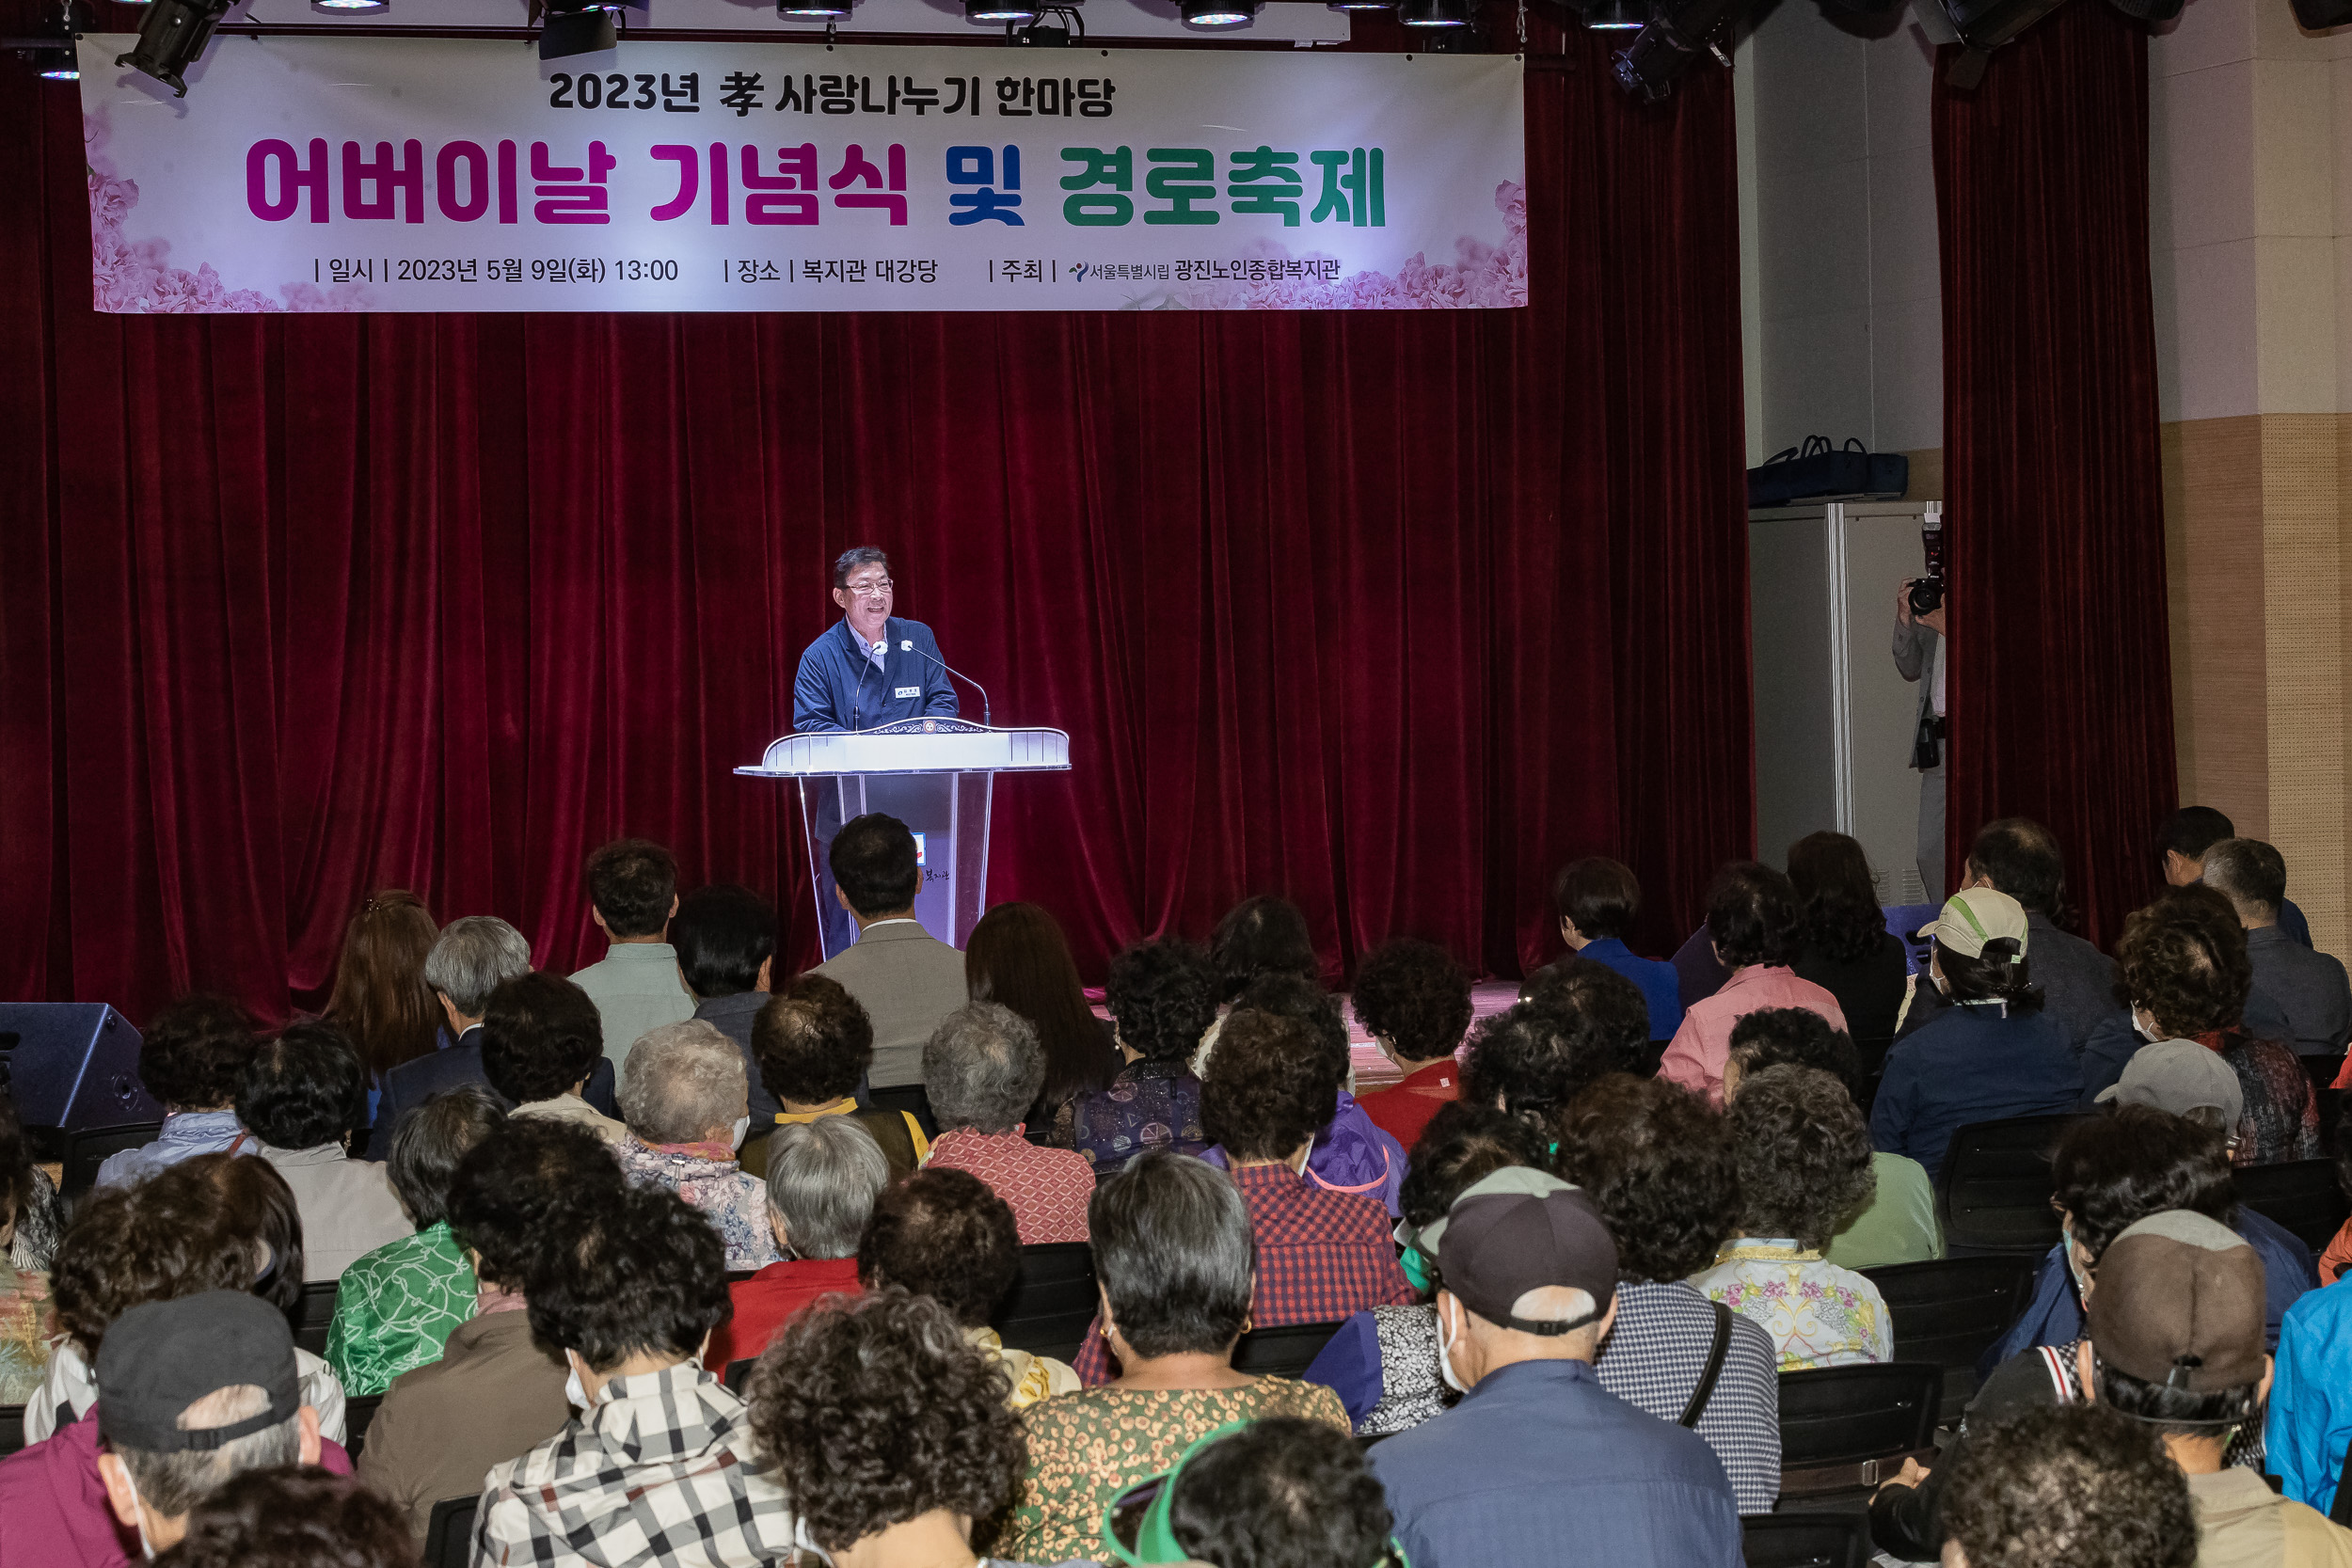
[{"xmin": 901, "ymin": 638, "xmax": 992, "ymax": 729}]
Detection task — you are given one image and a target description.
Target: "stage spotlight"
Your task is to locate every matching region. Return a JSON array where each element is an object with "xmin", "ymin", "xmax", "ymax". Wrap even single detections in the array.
[
  {"xmin": 33, "ymin": 43, "xmax": 77, "ymax": 75},
  {"xmin": 1910, "ymin": 0, "xmax": 2069, "ymax": 82},
  {"xmin": 1399, "ymin": 0, "xmax": 1472, "ymax": 24},
  {"xmin": 777, "ymin": 0, "xmax": 851, "ymax": 17},
  {"xmin": 539, "ymin": 0, "xmax": 620, "ymax": 56},
  {"xmin": 1609, "ymin": 0, "xmax": 1746, "ymax": 100},
  {"xmin": 1179, "ymin": 0, "xmax": 1257, "ymax": 22},
  {"xmin": 311, "ymin": 0, "xmax": 389, "ymax": 11},
  {"xmin": 115, "ymin": 0, "xmax": 230, "ymax": 96},
  {"xmin": 967, "ymin": 0, "xmax": 1038, "ymax": 20},
  {"xmin": 1580, "ymin": 0, "xmax": 1645, "ymax": 28}
]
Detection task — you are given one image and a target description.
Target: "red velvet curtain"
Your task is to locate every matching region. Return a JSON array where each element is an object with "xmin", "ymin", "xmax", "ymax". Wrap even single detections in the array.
[
  {"xmin": 1934, "ymin": 4, "xmax": 2175, "ymax": 948},
  {"xmin": 0, "ymin": 15, "xmax": 1753, "ymax": 1024}
]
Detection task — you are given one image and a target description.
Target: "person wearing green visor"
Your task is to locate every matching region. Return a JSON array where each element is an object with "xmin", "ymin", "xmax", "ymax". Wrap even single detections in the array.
[{"xmin": 1098, "ymin": 1417, "xmax": 1407, "ymax": 1568}]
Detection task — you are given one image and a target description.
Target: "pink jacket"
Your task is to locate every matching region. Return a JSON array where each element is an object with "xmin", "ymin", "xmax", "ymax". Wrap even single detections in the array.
[
  {"xmin": 0, "ymin": 1406, "xmax": 352, "ymax": 1568},
  {"xmin": 1657, "ymin": 964, "xmax": 1849, "ymax": 1105}
]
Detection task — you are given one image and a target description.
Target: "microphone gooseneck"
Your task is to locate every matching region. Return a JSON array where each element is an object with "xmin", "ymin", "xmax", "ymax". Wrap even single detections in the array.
[{"xmin": 901, "ymin": 638, "xmax": 992, "ymax": 729}]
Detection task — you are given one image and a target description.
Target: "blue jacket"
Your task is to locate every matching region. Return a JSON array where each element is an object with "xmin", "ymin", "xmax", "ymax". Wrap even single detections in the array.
[
  {"xmin": 1869, "ymin": 1005, "xmax": 2080, "ymax": 1183},
  {"xmin": 1368, "ymin": 1359, "xmax": 1741, "ymax": 1568},
  {"xmin": 2270, "ymin": 1273, "xmax": 2352, "ymax": 1510},
  {"xmin": 364, "ymin": 1026, "xmax": 616, "ymax": 1161},
  {"xmin": 1580, "ymin": 938, "xmax": 1686, "ymax": 1041},
  {"xmin": 791, "ymin": 617, "xmax": 957, "ymax": 733}
]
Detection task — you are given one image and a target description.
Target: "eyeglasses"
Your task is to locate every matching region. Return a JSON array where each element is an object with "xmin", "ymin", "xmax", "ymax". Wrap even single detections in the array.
[{"xmin": 844, "ymin": 577, "xmax": 893, "ymax": 596}]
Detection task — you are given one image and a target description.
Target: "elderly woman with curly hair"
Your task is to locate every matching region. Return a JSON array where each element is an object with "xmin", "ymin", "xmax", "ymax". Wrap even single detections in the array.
[
  {"xmin": 746, "ymin": 1290, "xmax": 1068, "ymax": 1568},
  {"xmin": 1071, "ymin": 939, "xmax": 1218, "ymax": 1175},
  {"xmin": 2110, "ymin": 886, "xmax": 2320, "ymax": 1167},
  {"xmin": 1692, "ymin": 1064, "xmax": 1890, "ymax": 1371},
  {"xmin": 1350, "ymin": 939, "xmax": 1473, "ymax": 1152}
]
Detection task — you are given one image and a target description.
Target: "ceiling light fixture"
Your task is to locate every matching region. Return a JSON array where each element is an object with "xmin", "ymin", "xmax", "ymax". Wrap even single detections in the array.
[
  {"xmin": 1178, "ymin": 0, "xmax": 1259, "ymax": 24},
  {"xmin": 1398, "ymin": 0, "xmax": 1472, "ymax": 24},
  {"xmin": 115, "ymin": 0, "xmax": 230, "ymax": 96}
]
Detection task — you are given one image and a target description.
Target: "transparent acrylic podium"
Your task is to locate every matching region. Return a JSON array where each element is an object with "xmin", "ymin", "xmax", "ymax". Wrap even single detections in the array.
[{"xmin": 736, "ymin": 719, "xmax": 1072, "ymax": 960}]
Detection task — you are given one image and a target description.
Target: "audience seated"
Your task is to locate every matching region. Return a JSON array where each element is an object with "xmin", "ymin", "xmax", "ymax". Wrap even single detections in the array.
[
  {"xmin": 1005, "ymin": 1149, "xmax": 1352, "ymax": 1561},
  {"xmin": 1913, "ymin": 818, "xmax": 2122, "ymax": 1052},
  {"xmin": 93, "ymin": 1293, "xmax": 336, "ymax": 1560},
  {"xmin": 1694, "ymin": 1064, "xmax": 1889, "ymax": 1370},
  {"xmin": 1550, "ymin": 857, "xmax": 1685, "ymax": 1043},
  {"xmin": 812, "ymin": 813, "xmax": 968, "ymax": 1089},
  {"xmin": 480, "ymin": 971, "xmax": 627, "ymax": 1143},
  {"xmin": 1870, "ymin": 888, "xmax": 2082, "ymax": 1181},
  {"xmin": 1073, "ymin": 1009, "xmax": 1413, "ymax": 1383},
  {"xmin": 324, "ymin": 1084, "xmax": 501, "ymax": 1397},
  {"xmin": 702, "ymin": 1117, "xmax": 886, "ymax": 1370},
  {"xmin": 320, "ymin": 890, "xmax": 444, "ymax": 1083},
  {"xmin": 1348, "ymin": 938, "xmax": 1472, "ymax": 1151},
  {"xmin": 95, "ymin": 994, "xmax": 259, "ymax": 1189},
  {"xmin": 151, "ymin": 1465, "xmax": 417, "ymax": 1568},
  {"xmin": 7, "ymin": 1107, "xmax": 65, "ymax": 1275},
  {"xmin": 1725, "ymin": 1006, "xmax": 1943, "ymax": 1267},
  {"xmin": 1553, "ymin": 1074, "xmax": 1783, "ymax": 1513},
  {"xmin": 0, "ymin": 1095, "xmax": 53, "ymax": 1403},
  {"xmin": 967, "ymin": 900, "xmax": 1121, "ymax": 1146},
  {"xmin": 1212, "ymin": 973, "xmax": 1406, "ymax": 1216},
  {"xmin": 1659, "ymin": 862, "xmax": 1847, "ymax": 1104},
  {"xmin": 1517, "ymin": 955, "xmax": 1656, "ymax": 1073},
  {"xmin": 856, "ymin": 1166, "xmax": 1081, "ymax": 1408},
  {"xmin": 2204, "ymin": 837, "xmax": 2351, "ymax": 1060},
  {"xmin": 567, "ymin": 837, "xmax": 696, "ymax": 1072},
  {"xmin": 237, "ymin": 1022, "xmax": 408, "ymax": 1279},
  {"xmin": 2271, "ymin": 1122, "xmax": 2352, "ymax": 1512},
  {"xmin": 2161, "ymin": 804, "xmax": 2314, "ymax": 948},
  {"xmin": 1937, "ymin": 1404, "xmax": 2196, "ymax": 1568},
  {"xmin": 671, "ymin": 881, "xmax": 784, "ymax": 1126},
  {"xmin": 367, "ymin": 914, "xmax": 534, "ymax": 1161},
  {"xmin": 2105, "ymin": 887, "xmax": 2321, "ymax": 1164},
  {"xmin": 612, "ymin": 1018, "xmax": 777, "ymax": 1271},
  {"xmin": 1208, "ymin": 894, "xmax": 1321, "ymax": 1007},
  {"xmin": 1096, "ymin": 1417, "xmax": 1403, "ymax": 1568},
  {"xmin": 921, "ymin": 1002, "xmax": 1097, "ymax": 1243},
  {"xmin": 356, "ymin": 1117, "xmax": 611, "ymax": 1544},
  {"xmin": 179, "ymin": 1153, "xmax": 351, "ymax": 1438},
  {"xmin": 1366, "ymin": 1181, "xmax": 1741, "ymax": 1567},
  {"xmin": 1463, "ymin": 994, "xmax": 1641, "ymax": 1139},
  {"xmin": 1982, "ymin": 1099, "xmax": 2312, "ymax": 1374},
  {"xmin": 746, "ymin": 973, "xmax": 930, "ymax": 1177},
  {"xmin": 1305, "ymin": 1101, "xmax": 1547, "ymax": 1436},
  {"xmin": 1786, "ymin": 831, "xmax": 1910, "ymax": 1050},
  {"xmin": 746, "ymin": 1291, "xmax": 1042, "ymax": 1568},
  {"xmin": 476, "ymin": 1180, "xmax": 795, "ymax": 1565},
  {"xmin": 1074, "ymin": 938, "xmax": 1216, "ymax": 1175}
]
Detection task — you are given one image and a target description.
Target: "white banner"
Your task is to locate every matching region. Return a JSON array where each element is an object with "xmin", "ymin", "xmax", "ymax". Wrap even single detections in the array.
[{"xmin": 78, "ymin": 36, "xmax": 1525, "ymax": 312}]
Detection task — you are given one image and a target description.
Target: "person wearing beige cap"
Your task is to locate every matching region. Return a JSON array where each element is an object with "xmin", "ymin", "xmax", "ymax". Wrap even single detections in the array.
[{"xmin": 1867, "ymin": 888, "xmax": 2082, "ymax": 1182}]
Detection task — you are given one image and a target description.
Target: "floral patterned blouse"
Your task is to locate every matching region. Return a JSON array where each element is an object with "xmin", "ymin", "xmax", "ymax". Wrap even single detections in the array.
[
  {"xmin": 613, "ymin": 1135, "xmax": 780, "ymax": 1274},
  {"xmin": 1002, "ymin": 1379, "xmax": 1351, "ymax": 1564},
  {"xmin": 1690, "ymin": 1237, "xmax": 1892, "ymax": 1371},
  {"xmin": 0, "ymin": 1258, "xmax": 52, "ymax": 1405}
]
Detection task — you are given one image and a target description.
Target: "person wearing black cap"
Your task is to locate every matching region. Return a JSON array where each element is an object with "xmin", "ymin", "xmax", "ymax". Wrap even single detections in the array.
[
  {"xmin": 1364, "ymin": 1184, "xmax": 1741, "ymax": 1567},
  {"xmin": 94, "ymin": 1291, "xmax": 326, "ymax": 1558}
]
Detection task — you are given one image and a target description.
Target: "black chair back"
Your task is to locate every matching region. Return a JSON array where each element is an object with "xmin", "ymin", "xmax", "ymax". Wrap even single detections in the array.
[
  {"xmin": 2234, "ymin": 1159, "xmax": 2352, "ymax": 1256},
  {"xmin": 342, "ymin": 1393, "xmax": 383, "ymax": 1460},
  {"xmin": 725, "ymin": 1357, "xmax": 757, "ymax": 1395},
  {"xmin": 423, "ymin": 1495, "xmax": 481, "ymax": 1568},
  {"xmin": 292, "ymin": 1279, "xmax": 340, "ymax": 1355},
  {"xmin": 62, "ymin": 1121, "xmax": 164, "ymax": 1200},
  {"xmin": 1232, "ymin": 1322, "xmax": 1343, "ymax": 1379},
  {"xmin": 1776, "ymin": 1361, "xmax": 1943, "ymax": 1498},
  {"xmin": 1936, "ymin": 1114, "xmax": 2085, "ymax": 1254},
  {"xmin": 0, "ymin": 1403, "xmax": 23, "ymax": 1458},
  {"xmin": 1740, "ymin": 1512, "xmax": 1872, "ymax": 1568},
  {"xmin": 866, "ymin": 1085, "xmax": 939, "ymax": 1140},
  {"xmin": 993, "ymin": 1242, "xmax": 1097, "ymax": 1364},
  {"xmin": 2331, "ymin": 1440, "xmax": 2352, "ymax": 1528},
  {"xmin": 1862, "ymin": 1257, "xmax": 2034, "ymax": 1424}
]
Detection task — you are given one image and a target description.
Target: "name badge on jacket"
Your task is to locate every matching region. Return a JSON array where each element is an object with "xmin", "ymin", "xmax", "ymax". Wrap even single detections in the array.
[{"xmin": 895, "ymin": 686, "xmax": 921, "ymax": 699}]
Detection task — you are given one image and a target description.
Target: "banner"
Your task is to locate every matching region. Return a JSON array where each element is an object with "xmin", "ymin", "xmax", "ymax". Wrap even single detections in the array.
[{"xmin": 77, "ymin": 36, "xmax": 1525, "ymax": 313}]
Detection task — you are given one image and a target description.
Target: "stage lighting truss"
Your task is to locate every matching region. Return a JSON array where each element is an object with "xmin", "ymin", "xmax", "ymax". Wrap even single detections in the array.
[
  {"xmin": 116, "ymin": 0, "xmax": 231, "ymax": 95},
  {"xmin": 17, "ymin": 0, "xmax": 87, "ymax": 76},
  {"xmin": 1608, "ymin": 0, "xmax": 1740, "ymax": 101}
]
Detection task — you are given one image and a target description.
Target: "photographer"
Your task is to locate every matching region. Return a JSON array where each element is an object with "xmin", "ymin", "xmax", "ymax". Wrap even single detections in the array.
[{"xmin": 1895, "ymin": 574, "xmax": 1950, "ymax": 903}]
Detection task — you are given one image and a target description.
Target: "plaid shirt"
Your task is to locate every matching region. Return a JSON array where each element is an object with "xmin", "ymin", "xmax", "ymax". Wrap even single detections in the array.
[
  {"xmin": 474, "ymin": 1361, "xmax": 798, "ymax": 1566},
  {"xmin": 1073, "ymin": 1159, "xmax": 1415, "ymax": 1384}
]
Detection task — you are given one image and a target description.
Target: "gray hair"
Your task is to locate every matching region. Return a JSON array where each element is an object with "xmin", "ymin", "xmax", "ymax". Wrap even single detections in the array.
[
  {"xmin": 422, "ymin": 916, "xmax": 532, "ymax": 1018},
  {"xmin": 619, "ymin": 1019, "xmax": 748, "ymax": 1144},
  {"xmin": 921, "ymin": 1003, "xmax": 1045, "ymax": 1135},
  {"xmin": 388, "ymin": 1084, "xmax": 506, "ymax": 1228},
  {"xmin": 1089, "ymin": 1149, "xmax": 1255, "ymax": 1359},
  {"xmin": 765, "ymin": 1117, "xmax": 890, "ymax": 1259},
  {"xmin": 118, "ymin": 1383, "xmax": 305, "ymax": 1517}
]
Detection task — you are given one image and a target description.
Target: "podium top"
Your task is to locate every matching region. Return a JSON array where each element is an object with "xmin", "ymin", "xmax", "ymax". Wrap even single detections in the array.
[{"xmin": 737, "ymin": 721, "xmax": 1071, "ymax": 778}]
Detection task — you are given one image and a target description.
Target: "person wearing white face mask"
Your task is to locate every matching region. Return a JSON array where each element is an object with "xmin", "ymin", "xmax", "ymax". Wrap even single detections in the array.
[
  {"xmin": 1368, "ymin": 1183, "xmax": 1743, "ymax": 1568},
  {"xmin": 612, "ymin": 1019, "xmax": 777, "ymax": 1273}
]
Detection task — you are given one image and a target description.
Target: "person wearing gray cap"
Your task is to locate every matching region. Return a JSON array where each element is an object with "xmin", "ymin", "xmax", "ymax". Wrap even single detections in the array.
[
  {"xmin": 1365, "ymin": 1183, "xmax": 1741, "ymax": 1567},
  {"xmin": 94, "ymin": 1290, "xmax": 326, "ymax": 1558}
]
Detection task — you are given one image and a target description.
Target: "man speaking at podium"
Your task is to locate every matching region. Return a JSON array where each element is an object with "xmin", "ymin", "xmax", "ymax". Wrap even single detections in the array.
[{"xmin": 792, "ymin": 546, "xmax": 959, "ymax": 733}]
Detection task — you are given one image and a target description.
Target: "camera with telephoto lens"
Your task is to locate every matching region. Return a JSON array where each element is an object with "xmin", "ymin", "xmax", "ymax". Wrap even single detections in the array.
[{"xmin": 1907, "ymin": 506, "xmax": 1945, "ymax": 616}]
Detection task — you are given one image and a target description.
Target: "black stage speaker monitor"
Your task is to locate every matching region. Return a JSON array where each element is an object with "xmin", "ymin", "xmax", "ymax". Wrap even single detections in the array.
[{"xmin": 0, "ymin": 1004, "xmax": 163, "ymax": 1143}]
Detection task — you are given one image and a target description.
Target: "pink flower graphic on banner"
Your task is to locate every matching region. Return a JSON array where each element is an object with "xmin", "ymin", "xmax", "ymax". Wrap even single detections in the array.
[{"xmin": 84, "ymin": 106, "xmax": 364, "ymax": 314}]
